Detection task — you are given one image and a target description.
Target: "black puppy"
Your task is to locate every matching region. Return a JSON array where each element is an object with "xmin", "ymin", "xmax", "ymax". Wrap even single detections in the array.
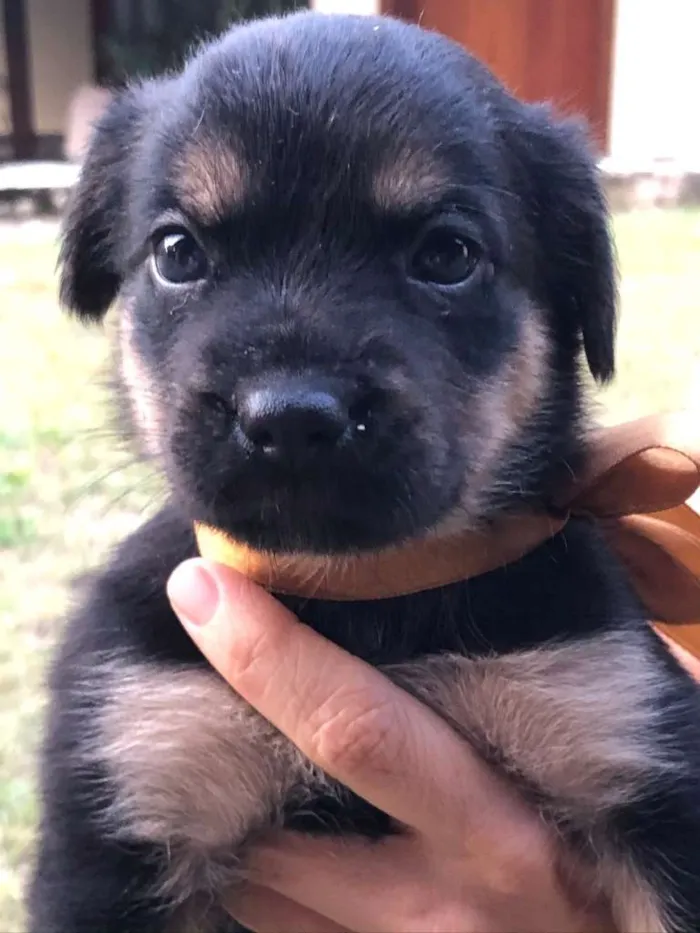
[{"xmin": 29, "ymin": 11, "xmax": 700, "ymax": 933}]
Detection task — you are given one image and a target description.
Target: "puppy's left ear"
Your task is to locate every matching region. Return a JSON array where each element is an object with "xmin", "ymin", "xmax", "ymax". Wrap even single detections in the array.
[
  {"xmin": 506, "ymin": 104, "xmax": 618, "ymax": 383},
  {"xmin": 59, "ymin": 87, "xmax": 144, "ymax": 322}
]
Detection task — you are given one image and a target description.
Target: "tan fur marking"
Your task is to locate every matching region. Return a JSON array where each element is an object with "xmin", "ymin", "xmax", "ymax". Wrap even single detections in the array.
[
  {"xmin": 95, "ymin": 661, "xmax": 328, "ymax": 902},
  {"xmin": 503, "ymin": 312, "xmax": 551, "ymax": 426},
  {"xmin": 386, "ymin": 630, "xmax": 678, "ymax": 932},
  {"xmin": 118, "ymin": 301, "xmax": 163, "ymax": 457},
  {"xmin": 371, "ymin": 147, "xmax": 449, "ymax": 211},
  {"xmin": 467, "ymin": 308, "xmax": 550, "ymax": 509},
  {"xmin": 387, "ymin": 631, "xmax": 678, "ymax": 815},
  {"xmin": 436, "ymin": 308, "xmax": 550, "ymax": 534},
  {"xmin": 172, "ymin": 137, "xmax": 248, "ymax": 223}
]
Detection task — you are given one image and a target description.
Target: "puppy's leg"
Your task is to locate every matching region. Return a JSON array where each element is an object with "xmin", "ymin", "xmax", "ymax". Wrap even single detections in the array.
[
  {"xmin": 92, "ymin": 660, "xmax": 321, "ymax": 885},
  {"xmin": 28, "ymin": 668, "xmax": 182, "ymax": 933},
  {"xmin": 30, "ymin": 654, "xmax": 322, "ymax": 933},
  {"xmin": 29, "ymin": 803, "xmax": 248, "ymax": 933},
  {"xmin": 28, "ymin": 823, "xmax": 169, "ymax": 933},
  {"xmin": 385, "ymin": 627, "xmax": 700, "ymax": 933}
]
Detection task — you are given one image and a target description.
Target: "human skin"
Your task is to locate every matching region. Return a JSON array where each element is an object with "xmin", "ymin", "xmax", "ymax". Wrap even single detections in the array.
[{"xmin": 166, "ymin": 558, "xmax": 633, "ymax": 932}]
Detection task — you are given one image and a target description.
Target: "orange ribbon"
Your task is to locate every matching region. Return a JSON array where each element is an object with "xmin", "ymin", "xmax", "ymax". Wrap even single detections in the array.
[{"xmin": 196, "ymin": 411, "xmax": 700, "ymax": 667}]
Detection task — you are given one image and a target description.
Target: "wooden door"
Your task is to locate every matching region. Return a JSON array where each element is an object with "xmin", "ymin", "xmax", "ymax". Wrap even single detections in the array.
[{"xmin": 383, "ymin": 0, "xmax": 615, "ymax": 154}]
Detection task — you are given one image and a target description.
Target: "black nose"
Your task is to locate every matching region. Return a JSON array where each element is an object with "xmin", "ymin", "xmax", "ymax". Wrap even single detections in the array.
[{"xmin": 237, "ymin": 379, "xmax": 349, "ymax": 461}]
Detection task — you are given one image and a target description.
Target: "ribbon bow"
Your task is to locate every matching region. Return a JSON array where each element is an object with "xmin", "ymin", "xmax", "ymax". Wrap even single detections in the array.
[{"xmin": 559, "ymin": 412, "xmax": 700, "ymax": 662}]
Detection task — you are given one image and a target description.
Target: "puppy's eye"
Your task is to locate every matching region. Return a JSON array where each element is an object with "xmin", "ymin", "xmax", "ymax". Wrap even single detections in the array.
[
  {"xmin": 151, "ymin": 229, "xmax": 207, "ymax": 285},
  {"xmin": 409, "ymin": 229, "xmax": 479, "ymax": 286}
]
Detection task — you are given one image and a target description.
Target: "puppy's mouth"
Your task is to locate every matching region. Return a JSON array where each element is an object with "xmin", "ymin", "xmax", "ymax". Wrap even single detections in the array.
[
  {"xmin": 176, "ymin": 428, "xmax": 455, "ymax": 556},
  {"xmin": 201, "ymin": 465, "xmax": 431, "ymax": 555}
]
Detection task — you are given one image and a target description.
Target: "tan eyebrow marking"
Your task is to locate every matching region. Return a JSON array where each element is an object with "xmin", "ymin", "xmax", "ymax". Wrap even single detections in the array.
[
  {"xmin": 171, "ymin": 135, "xmax": 250, "ymax": 223},
  {"xmin": 371, "ymin": 147, "xmax": 450, "ymax": 212}
]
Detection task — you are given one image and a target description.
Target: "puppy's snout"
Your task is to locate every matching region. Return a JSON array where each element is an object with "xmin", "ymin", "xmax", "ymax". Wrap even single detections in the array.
[{"xmin": 237, "ymin": 377, "xmax": 351, "ymax": 462}]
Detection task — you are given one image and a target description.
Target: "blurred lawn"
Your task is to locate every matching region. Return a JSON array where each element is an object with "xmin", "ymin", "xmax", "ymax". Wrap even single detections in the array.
[
  {"xmin": 0, "ymin": 223, "xmax": 160, "ymax": 930},
  {"xmin": 0, "ymin": 209, "xmax": 699, "ymax": 930}
]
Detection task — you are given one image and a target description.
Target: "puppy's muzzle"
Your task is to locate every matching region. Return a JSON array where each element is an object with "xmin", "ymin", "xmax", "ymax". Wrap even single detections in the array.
[{"xmin": 234, "ymin": 375, "xmax": 363, "ymax": 466}]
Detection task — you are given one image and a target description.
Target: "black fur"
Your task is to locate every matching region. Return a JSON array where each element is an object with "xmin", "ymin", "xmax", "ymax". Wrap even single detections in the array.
[{"xmin": 30, "ymin": 11, "xmax": 700, "ymax": 933}]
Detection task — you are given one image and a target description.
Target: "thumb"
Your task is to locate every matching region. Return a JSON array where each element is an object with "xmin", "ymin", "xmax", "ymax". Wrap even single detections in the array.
[
  {"xmin": 166, "ymin": 557, "xmax": 306, "ymax": 689},
  {"xmin": 166, "ymin": 559, "xmax": 524, "ymax": 842},
  {"xmin": 165, "ymin": 559, "xmax": 414, "ymax": 803}
]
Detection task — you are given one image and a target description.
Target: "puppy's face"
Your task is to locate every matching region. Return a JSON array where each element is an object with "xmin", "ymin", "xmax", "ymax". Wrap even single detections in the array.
[{"xmin": 60, "ymin": 13, "xmax": 616, "ymax": 555}]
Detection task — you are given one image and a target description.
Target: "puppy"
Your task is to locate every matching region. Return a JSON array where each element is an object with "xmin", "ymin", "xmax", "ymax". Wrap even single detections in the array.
[{"xmin": 29, "ymin": 11, "xmax": 700, "ymax": 933}]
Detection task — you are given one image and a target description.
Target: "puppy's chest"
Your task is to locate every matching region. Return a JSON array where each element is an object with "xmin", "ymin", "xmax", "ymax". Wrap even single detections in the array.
[{"xmin": 92, "ymin": 624, "xmax": 669, "ymax": 882}]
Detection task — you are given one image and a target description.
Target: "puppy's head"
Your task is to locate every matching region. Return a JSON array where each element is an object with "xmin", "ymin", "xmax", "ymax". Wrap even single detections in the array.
[{"xmin": 60, "ymin": 12, "xmax": 617, "ymax": 555}]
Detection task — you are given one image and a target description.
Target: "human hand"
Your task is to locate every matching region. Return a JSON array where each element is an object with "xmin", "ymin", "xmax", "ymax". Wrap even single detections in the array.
[{"xmin": 167, "ymin": 559, "xmax": 616, "ymax": 933}]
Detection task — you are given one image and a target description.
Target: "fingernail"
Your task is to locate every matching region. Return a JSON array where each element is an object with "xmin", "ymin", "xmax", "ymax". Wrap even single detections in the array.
[{"xmin": 167, "ymin": 560, "xmax": 220, "ymax": 627}]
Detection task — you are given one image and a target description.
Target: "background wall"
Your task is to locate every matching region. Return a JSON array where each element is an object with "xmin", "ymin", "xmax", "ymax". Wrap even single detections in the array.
[
  {"xmin": 26, "ymin": 0, "xmax": 92, "ymax": 136},
  {"xmin": 608, "ymin": 0, "xmax": 700, "ymax": 167}
]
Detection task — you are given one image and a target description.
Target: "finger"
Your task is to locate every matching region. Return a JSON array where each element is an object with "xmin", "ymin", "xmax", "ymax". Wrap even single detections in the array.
[
  {"xmin": 168, "ymin": 558, "xmax": 529, "ymax": 840},
  {"xmin": 227, "ymin": 883, "xmax": 349, "ymax": 933},
  {"xmin": 245, "ymin": 834, "xmax": 613, "ymax": 933},
  {"xmin": 243, "ymin": 833, "xmax": 441, "ymax": 933},
  {"xmin": 655, "ymin": 628, "xmax": 700, "ymax": 681}
]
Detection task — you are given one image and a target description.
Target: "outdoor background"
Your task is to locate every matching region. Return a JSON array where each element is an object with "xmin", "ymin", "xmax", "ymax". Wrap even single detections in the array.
[{"xmin": 1, "ymin": 1, "xmax": 699, "ymax": 931}]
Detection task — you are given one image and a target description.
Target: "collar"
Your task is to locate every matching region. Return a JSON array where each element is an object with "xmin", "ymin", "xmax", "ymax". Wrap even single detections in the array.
[{"xmin": 195, "ymin": 412, "xmax": 700, "ymax": 655}]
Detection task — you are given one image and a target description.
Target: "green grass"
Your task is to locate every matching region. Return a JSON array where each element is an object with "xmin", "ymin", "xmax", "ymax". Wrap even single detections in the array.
[
  {"xmin": 1, "ymin": 209, "xmax": 699, "ymax": 930},
  {"xmin": 0, "ymin": 224, "xmax": 158, "ymax": 930},
  {"xmin": 602, "ymin": 210, "xmax": 700, "ymax": 421}
]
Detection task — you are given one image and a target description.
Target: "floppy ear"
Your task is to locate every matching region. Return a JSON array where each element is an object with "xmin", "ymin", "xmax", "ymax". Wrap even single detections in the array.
[
  {"xmin": 59, "ymin": 89, "xmax": 143, "ymax": 322},
  {"xmin": 505, "ymin": 104, "xmax": 618, "ymax": 383}
]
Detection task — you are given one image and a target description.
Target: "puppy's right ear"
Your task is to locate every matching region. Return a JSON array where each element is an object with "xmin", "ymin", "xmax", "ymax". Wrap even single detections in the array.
[{"xmin": 59, "ymin": 89, "xmax": 142, "ymax": 322}]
